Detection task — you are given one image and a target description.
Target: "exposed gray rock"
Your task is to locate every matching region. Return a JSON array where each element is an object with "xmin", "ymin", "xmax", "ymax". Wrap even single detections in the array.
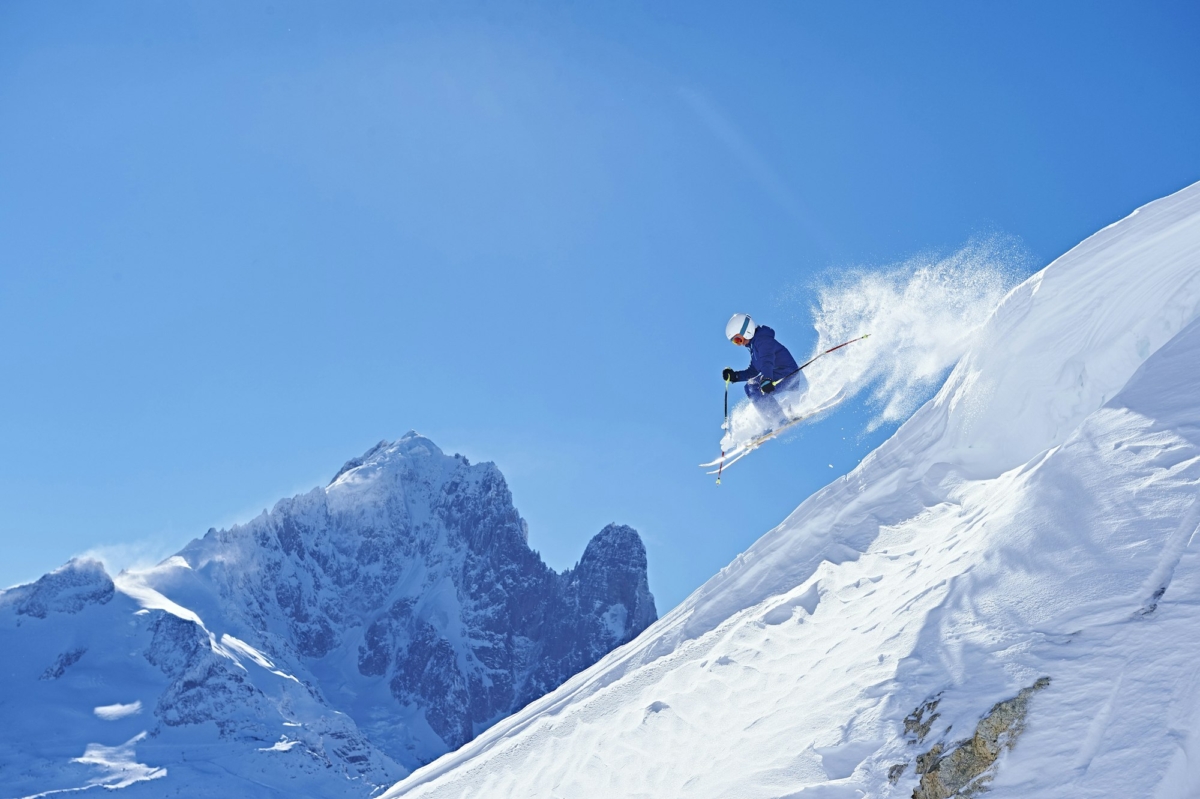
[
  {"xmin": 905, "ymin": 694, "xmax": 944, "ymax": 744},
  {"xmin": 7, "ymin": 559, "xmax": 114, "ymax": 619},
  {"xmin": 39, "ymin": 647, "xmax": 86, "ymax": 680},
  {"xmin": 144, "ymin": 612, "xmax": 209, "ymax": 678},
  {"xmin": 911, "ymin": 678, "xmax": 1051, "ymax": 799}
]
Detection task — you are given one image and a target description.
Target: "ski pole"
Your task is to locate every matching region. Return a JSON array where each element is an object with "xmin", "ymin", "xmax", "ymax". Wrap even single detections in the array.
[
  {"xmin": 717, "ymin": 377, "xmax": 730, "ymax": 485},
  {"xmin": 776, "ymin": 333, "xmax": 870, "ymax": 383}
]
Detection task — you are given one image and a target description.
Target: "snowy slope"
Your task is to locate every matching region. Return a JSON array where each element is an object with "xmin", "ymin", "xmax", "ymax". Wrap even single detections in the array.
[
  {"xmin": 0, "ymin": 436, "xmax": 656, "ymax": 799},
  {"xmin": 0, "ymin": 558, "xmax": 396, "ymax": 799},
  {"xmin": 384, "ymin": 181, "xmax": 1200, "ymax": 799}
]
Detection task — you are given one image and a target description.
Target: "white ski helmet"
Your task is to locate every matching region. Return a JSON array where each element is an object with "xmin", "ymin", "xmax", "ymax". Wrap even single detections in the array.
[{"xmin": 725, "ymin": 313, "xmax": 757, "ymax": 342}]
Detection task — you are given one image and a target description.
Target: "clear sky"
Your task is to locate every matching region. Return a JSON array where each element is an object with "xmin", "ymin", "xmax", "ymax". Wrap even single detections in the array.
[{"xmin": 2, "ymin": 1, "xmax": 1198, "ymax": 612}]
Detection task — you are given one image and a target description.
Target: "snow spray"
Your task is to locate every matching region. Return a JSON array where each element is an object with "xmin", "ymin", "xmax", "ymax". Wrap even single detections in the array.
[{"xmin": 723, "ymin": 237, "xmax": 1028, "ymax": 445}]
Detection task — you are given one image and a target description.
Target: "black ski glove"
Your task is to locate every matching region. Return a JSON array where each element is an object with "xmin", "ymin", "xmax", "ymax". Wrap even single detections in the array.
[
  {"xmin": 722, "ymin": 368, "xmax": 736, "ymax": 382},
  {"xmin": 761, "ymin": 380, "xmax": 776, "ymax": 394}
]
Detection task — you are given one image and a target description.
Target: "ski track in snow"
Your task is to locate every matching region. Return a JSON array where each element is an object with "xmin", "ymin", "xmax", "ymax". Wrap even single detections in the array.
[{"xmin": 386, "ymin": 181, "xmax": 1200, "ymax": 798}]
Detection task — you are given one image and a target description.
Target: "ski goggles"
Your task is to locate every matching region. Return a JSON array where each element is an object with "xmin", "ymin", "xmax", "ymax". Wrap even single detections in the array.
[{"xmin": 731, "ymin": 334, "xmax": 748, "ymax": 346}]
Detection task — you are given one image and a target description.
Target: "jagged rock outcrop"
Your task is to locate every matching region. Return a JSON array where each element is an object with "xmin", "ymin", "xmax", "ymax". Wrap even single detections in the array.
[
  {"xmin": 907, "ymin": 679, "xmax": 1051, "ymax": 799},
  {"xmin": 10, "ymin": 558, "xmax": 114, "ymax": 618},
  {"xmin": 39, "ymin": 647, "xmax": 86, "ymax": 680}
]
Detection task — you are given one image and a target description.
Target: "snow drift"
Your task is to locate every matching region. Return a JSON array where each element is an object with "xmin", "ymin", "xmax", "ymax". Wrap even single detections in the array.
[{"xmin": 385, "ymin": 180, "xmax": 1200, "ymax": 799}]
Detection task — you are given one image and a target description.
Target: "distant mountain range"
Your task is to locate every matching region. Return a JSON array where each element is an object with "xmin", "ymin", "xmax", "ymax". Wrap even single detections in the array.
[{"xmin": 0, "ymin": 433, "xmax": 656, "ymax": 798}]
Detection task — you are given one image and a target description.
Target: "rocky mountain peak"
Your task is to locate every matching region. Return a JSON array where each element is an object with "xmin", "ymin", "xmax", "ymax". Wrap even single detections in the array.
[
  {"xmin": 5, "ymin": 557, "xmax": 114, "ymax": 619},
  {"xmin": 328, "ymin": 432, "xmax": 461, "ymax": 488},
  {"xmin": 0, "ymin": 434, "xmax": 657, "ymax": 798},
  {"xmin": 572, "ymin": 523, "xmax": 656, "ymax": 645},
  {"xmin": 580, "ymin": 522, "xmax": 647, "ymax": 567}
]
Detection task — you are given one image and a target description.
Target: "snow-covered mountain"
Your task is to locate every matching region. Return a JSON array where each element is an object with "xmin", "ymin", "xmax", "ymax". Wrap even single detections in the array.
[
  {"xmin": 384, "ymin": 182, "xmax": 1200, "ymax": 799},
  {"xmin": 0, "ymin": 435, "xmax": 656, "ymax": 798}
]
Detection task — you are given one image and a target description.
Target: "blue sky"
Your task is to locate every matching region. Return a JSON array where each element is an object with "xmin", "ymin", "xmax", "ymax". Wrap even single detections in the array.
[{"xmin": 2, "ymin": 1, "xmax": 1198, "ymax": 612}]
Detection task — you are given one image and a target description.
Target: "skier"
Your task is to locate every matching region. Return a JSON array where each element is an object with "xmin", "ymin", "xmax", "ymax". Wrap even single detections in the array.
[{"xmin": 721, "ymin": 313, "xmax": 805, "ymax": 429}]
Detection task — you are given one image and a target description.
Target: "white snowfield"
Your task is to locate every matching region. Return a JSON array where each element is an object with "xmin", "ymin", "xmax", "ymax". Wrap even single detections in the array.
[{"xmin": 384, "ymin": 181, "xmax": 1200, "ymax": 799}]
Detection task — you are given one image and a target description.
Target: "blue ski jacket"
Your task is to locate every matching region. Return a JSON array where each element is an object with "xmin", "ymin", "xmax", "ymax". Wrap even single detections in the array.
[{"xmin": 731, "ymin": 325, "xmax": 800, "ymax": 383}]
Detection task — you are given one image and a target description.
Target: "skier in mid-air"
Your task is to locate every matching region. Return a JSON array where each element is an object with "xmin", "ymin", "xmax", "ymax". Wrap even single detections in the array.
[
  {"xmin": 721, "ymin": 313, "xmax": 805, "ymax": 429},
  {"xmin": 705, "ymin": 316, "xmax": 867, "ymax": 477}
]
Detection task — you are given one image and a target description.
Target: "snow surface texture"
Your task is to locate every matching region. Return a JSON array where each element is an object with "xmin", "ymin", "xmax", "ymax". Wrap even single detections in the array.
[
  {"xmin": 386, "ymin": 181, "xmax": 1200, "ymax": 799},
  {"xmin": 0, "ymin": 437, "xmax": 656, "ymax": 799},
  {"xmin": 724, "ymin": 237, "xmax": 1024, "ymax": 446}
]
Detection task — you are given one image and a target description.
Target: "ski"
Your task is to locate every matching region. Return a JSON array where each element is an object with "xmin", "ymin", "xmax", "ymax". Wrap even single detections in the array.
[
  {"xmin": 701, "ymin": 390, "xmax": 848, "ymax": 473},
  {"xmin": 702, "ymin": 418, "xmax": 804, "ymax": 473},
  {"xmin": 704, "ymin": 445, "xmax": 756, "ymax": 473}
]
